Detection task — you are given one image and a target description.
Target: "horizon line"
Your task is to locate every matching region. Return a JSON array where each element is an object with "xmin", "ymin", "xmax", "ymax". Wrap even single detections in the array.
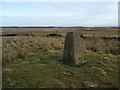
[{"xmin": 0, "ymin": 25, "xmax": 118, "ymax": 28}]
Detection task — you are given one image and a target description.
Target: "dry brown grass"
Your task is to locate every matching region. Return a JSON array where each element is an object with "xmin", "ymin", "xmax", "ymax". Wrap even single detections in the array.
[
  {"xmin": 2, "ymin": 36, "xmax": 64, "ymax": 66},
  {"xmin": 81, "ymin": 38, "xmax": 119, "ymax": 55},
  {"xmin": 2, "ymin": 28, "xmax": 119, "ymax": 66}
]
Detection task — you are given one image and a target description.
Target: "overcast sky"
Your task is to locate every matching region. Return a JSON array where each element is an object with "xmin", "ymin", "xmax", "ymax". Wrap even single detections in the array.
[{"xmin": 1, "ymin": 2, "xmax": 118, "ymax": 27}]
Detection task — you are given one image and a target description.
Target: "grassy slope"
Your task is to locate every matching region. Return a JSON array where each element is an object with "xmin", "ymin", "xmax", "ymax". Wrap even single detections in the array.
[{"xmin": 3, "ymin": 50, "xmax": 119, "ymax": 88}]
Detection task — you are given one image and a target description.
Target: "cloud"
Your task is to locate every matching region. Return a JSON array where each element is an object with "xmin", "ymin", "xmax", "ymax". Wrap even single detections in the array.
[{"xmin": 1, "ymin": 2, "xmax": 118, "ymax": 26}]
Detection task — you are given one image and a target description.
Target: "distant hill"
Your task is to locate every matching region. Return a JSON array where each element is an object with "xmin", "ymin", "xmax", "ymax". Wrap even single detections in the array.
[{"xmin": 0, "ymin": 26, "xmax": 118, "ymax": 28}]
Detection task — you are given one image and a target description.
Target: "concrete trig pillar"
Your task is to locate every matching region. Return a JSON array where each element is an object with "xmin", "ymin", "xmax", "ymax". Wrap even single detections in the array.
[{"xmin": 63, "ymin": 32, "xmax": 86, "ymax": 66}]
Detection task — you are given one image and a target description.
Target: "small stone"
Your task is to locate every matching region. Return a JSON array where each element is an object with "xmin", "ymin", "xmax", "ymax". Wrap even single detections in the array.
[
  {"xmin": 98, "ymin": 61, "xmax": 106, "ymax": 66},
  {"xmin": 83, "ymin": 81, "xmax": 97, "ymax": 88}
]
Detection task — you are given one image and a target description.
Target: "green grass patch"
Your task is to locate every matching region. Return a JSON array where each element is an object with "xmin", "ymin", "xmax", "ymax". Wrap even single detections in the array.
[{"xmin": 2, "ymin": 50, "xmax": 119, "ymax": 88}]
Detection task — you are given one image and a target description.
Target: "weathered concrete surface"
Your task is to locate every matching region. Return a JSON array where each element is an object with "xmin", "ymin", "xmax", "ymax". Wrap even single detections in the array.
[{"xmin": 63, "ymin": 32, "xmax": 85, "ymax": 66}]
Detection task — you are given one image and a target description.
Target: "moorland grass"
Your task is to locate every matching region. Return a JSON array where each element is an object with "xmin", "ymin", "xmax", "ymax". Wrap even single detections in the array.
[
  {"xmin": 2, "ymin": 36, "xmax": 119, "ymax": 66},
  {"xmin": 3, "ymin": 50, "xmax": 119, "ymax": 88}
]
